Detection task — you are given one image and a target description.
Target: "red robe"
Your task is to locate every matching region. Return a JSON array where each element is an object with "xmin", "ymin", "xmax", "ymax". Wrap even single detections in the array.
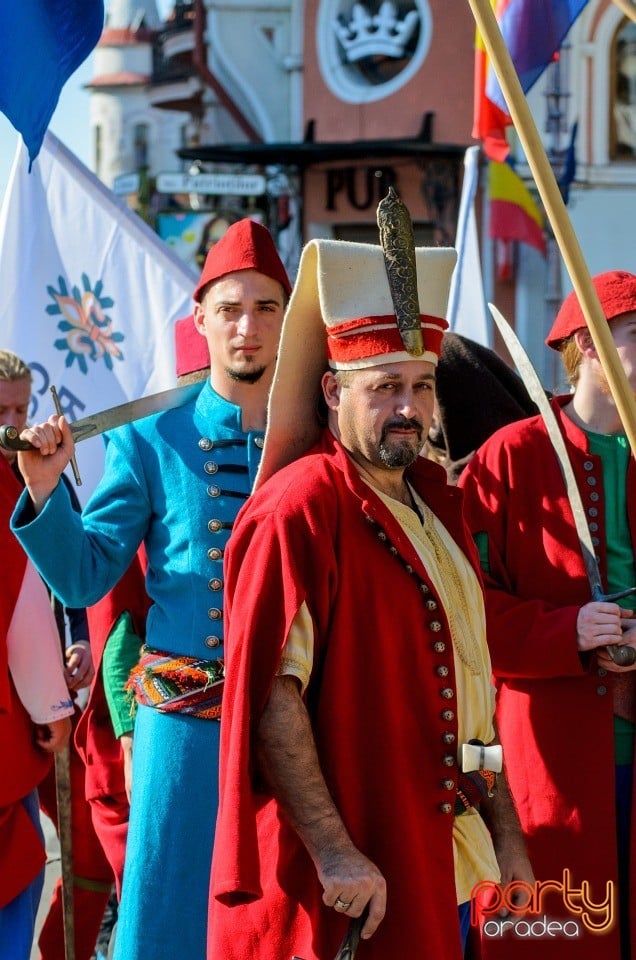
[
  {"xmin": 459, "ymin": 398, "xmax": 636, "ymax": 959},
  {"xmin": 209, "ymin": 431, "xmax": 489, "ymax": 960},
  {"xmin": 74, "ymin": 548, "xmax": 149, "ymax": 896},
  {"xmin": 0, "ymin": 458, "xmax": 50, "ymax": 908}
]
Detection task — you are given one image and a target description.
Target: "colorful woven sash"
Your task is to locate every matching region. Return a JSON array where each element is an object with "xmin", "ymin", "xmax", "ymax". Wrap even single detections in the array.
[
  {"xmin": 455, "ymin": 768, "xmax": 497, "ymax": 816},
  {"xmin": 126, "ymin": 646, "xmax": 224, "ymax": 720}
]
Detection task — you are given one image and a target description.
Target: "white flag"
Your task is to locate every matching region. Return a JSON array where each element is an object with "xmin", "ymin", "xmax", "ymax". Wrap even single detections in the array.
[
  {"xmin": 447, "ymin": 146, "xmax": 490, "ymax": 347},
  {"xmin": 0, "ymin": 132, "xmax": 197, "ymax": 501}
]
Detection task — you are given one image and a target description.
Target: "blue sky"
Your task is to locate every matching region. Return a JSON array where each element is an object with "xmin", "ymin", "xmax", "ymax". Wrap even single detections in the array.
[{"xmin": 0, "ymin": 0, "xmax": 173, "ymax": 203}]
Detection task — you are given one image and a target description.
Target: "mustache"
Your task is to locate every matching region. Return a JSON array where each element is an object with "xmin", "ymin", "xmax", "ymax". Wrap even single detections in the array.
[{"xmin": 381, "ymin": 416, "xmax": 423, "ymax": 440}]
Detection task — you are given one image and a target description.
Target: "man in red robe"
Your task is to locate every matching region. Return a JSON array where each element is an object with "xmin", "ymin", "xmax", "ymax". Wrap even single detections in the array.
[
  {"xmin": 459, "ymin": 271, "xmax": 636, "ymax": 959},
  {"xmin": 209, "ymin": 222, "xmax": 532, "ymax": 959},
  {"xmin": 0, "ymin": 455, "xmax": 73, "ymax": 959}
]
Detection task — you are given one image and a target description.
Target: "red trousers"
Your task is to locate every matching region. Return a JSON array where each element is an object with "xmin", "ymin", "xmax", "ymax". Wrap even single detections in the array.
[
  {"xmin": 37, "ymin": 713, "xmax": 113, "ymax": 960},
  {"xmin": 88, "ymin": 790, "xmax": 129, "ymax": 900}
]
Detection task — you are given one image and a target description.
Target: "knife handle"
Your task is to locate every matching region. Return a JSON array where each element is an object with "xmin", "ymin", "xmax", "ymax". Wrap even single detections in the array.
[
  {"xmin": 0, "ymin": 425, "xmax": 35, "ymax": 451},
  {"xmin": 606, "ymin": 644, "xmax": 636, "ymax": 667},
  {"xmin": 335, "ymin": 911, "xmax": 366, "ymax": 960}
]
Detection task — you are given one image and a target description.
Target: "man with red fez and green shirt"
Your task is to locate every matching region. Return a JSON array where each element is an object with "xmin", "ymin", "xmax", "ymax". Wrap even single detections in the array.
[
  {"xmin": 209, "ymin": 232, "xmax": 532, "ymax": 960},
  {"xmin": 460, "ymin": 271, "xmax": 636, "ymax": 960},
  {"xmin": 10, "ymin": 219, "xmax": 290, "ymax": 960}
]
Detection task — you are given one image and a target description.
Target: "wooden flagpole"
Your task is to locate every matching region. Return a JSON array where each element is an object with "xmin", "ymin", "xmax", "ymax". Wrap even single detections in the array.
[
  {"xmin": 466, "ymin": 0, "xmax": 636, "ymax": 456},
  {"xmin": 612, "ymin": 0, "xmax": 636, "ymax": 26}
]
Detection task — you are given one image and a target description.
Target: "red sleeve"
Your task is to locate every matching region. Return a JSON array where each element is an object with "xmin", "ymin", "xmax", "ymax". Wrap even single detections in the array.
[
  {"xmin": 213, "ymin": 475, "xmax": 338, "ymax": 904},
  {"xmin": 459, "ymin": 435, "xmax": 584, "ymax": 682}
]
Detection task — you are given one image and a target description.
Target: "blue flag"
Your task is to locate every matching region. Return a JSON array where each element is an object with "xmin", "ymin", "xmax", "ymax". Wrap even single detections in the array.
[{"xmin": 0, "ymin": 1, "xmax": 104, "ymax": 166}]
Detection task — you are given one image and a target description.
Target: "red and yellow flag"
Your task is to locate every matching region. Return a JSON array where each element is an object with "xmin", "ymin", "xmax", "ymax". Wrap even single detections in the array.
[{"xmin": 489, "ymin": 160, "xmax": 546, "ymax": 256}]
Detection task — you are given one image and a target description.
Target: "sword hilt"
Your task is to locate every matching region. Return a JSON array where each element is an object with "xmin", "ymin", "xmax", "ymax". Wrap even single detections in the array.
[
  {"xmin": 0, "ymin": 424, "xmax": 35, "ymax": 451},
  {"xmin": 50, "ymin": 386, "xmax": 82, "ymax": 487},
  {"xmin": 291, "ymin": 909, "xmax": 367, "ymax": 960},
  {"xmin": 593, "ymin": 585, "xmax": 636, "ymax": 666}
]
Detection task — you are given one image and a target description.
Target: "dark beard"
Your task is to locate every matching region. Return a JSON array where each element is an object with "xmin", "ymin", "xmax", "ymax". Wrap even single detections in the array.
[
  {"xmin": 378, "ymin": 416, "xmax": 423, "ymax": 468},
  {"xmin": 225, "ymin": 366, "xmax": 266, "ymax": 384}
]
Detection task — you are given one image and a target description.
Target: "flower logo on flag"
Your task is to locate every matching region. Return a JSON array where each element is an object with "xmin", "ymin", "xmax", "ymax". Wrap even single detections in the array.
[{"xmin": 47, "ymin": 274, "xmax": 125, "ymax": 374}]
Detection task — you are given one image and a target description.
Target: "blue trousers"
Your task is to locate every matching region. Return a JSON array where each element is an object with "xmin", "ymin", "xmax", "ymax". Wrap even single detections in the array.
[
  {"xmin": 0, "ymin": 791, "xmax": 45, "ymax": 960},
  {"xmin": 459, "ymin": 901, "xmax": 471, "ymax": 952}
]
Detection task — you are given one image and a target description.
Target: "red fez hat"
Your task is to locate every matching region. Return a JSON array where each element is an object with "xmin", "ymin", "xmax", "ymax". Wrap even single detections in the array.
[
  {"xmin": 174, "ymin": 315, "xmax": 210, "ymax": 377},
  {"xmin": 546, "ymin": 270, "xmax": 636, "ymax": 350},
  {"xmin": 192, "ymin": 218, "xmax": 291, "ymax": 303}
]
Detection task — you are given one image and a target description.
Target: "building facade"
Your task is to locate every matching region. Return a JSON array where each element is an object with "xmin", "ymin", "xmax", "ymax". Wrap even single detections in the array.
[{"xmin": 89, "ymin": 0, "xmax": 636, "ymax": 386}]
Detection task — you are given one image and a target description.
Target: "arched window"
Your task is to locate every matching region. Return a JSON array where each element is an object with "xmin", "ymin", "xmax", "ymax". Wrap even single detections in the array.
[{"xmin": 611, "ymin": 19, "xmax": 636, "ymax": 159}]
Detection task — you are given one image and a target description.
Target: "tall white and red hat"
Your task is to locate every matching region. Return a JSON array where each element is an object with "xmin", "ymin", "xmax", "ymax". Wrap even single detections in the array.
[{"xmin": 257, "ymin": 191, "xmax": 457, "ymax": 486}]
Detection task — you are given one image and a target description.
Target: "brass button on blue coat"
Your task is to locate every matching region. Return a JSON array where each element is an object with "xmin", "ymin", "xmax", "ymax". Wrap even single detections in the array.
[
  {"xmin": 208, "ymin": 519, "xmax": 222, "ymax": 532},
  {"xmin": 208, "ymin": 608, "xmax": 222, "ymax": 620},
  {"xmin": 205, "ymin": 636, "xmax": 221, "ymax": 648},
  {"xmin": 199, "ymin": 437, "xmax": 213, "ymax": 451},
  {"xmin": 254, "ymin": 436, "xmax": 264, "ymax": 448},
  {"xmin": 208, "ymin": 547, "xmax": 223, "ymax": 561},
  {"xmin": 204, "ymin": 461, "xmax": 218, "ymax": 475},
  {"xmin": 208, "ymin": 578, "xmax": 223, "ymax": 591},
  {"xmin": 207, "ymin": 484, "xmax": 221, "ymax": 498}
]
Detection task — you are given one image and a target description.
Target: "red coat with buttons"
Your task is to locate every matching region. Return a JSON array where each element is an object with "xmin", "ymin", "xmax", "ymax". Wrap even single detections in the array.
[
  {"xmin": 0, "ymin": 457, "xmax": 51, "ymax": 908},
  {"xmin": 208, "ymin": 430, "xmax": 489, "ymax": 960},
  {"xmin": 459, "ymin": 397, "xmax": 636, "ymax": 960}
]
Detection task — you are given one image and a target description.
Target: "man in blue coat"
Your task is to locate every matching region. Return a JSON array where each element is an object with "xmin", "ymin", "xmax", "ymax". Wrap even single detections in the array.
[{"xmin": 11, "ymin": 219, "xmax": 290, "ymax": 960}]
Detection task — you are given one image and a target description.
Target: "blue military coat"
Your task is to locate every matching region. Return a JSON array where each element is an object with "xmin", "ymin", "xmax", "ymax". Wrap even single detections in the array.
[{"xmin": 12, "ymin": 381, "xmax": 264, "ymax": 960}]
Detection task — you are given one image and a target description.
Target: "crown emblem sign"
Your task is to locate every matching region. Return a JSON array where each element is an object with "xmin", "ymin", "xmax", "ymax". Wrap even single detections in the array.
[{"xmin": 333, "ymin": 1, "xmax": 419, "ymax": 63}]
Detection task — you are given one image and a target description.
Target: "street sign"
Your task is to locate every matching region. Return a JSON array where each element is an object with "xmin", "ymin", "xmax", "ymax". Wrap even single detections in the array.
[
  {"xmin": 156, "ymin": 171, "xmax": 266, "ymax": 196},
  {"xmin": 112, "ymin": 172, "xmax": 140, "ymax": 196}
]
